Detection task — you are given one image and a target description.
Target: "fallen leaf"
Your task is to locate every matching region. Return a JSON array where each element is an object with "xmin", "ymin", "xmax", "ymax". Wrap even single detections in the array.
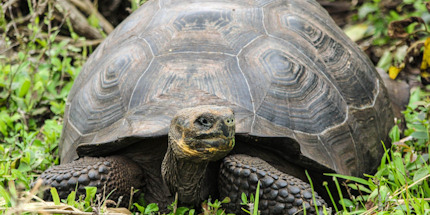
[
  {"xmin": 105, "ymin": 207, "xmax": 133, "ymax": 214},
  {"xmin": 344, "ymin": 24, "xmax": 369, "ymax": 42},
  {"xmin": 388, "ymin": 64, "xmax": 404, "ymax": 80},
  {"xmin": 388, "ymin": 17, "xmax": 425, "ymax": 39},
  {"xmin": 420, "ymin": 37, "xmax": 430, "ymax": 70},
  {"xmin": 421, "ymin": 71, "xmax": 430, "ymax": 85}
]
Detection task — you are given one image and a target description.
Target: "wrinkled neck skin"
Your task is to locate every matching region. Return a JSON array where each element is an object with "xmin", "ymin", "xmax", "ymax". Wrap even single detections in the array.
[{"xmin": 161, "ymin": 140, "xmax": 211, "ymax": 206}]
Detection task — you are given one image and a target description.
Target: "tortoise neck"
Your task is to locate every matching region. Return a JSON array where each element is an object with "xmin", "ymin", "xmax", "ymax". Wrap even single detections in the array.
[{"xmin": 161, "ymin": 143, "xmax": 210, "ymax": 205}]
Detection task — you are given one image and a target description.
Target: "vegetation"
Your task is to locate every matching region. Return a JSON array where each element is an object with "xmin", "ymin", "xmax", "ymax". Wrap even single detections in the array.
[{"xmin": 1, "ymin": 0, "xmax": 430, "ymax": 214}]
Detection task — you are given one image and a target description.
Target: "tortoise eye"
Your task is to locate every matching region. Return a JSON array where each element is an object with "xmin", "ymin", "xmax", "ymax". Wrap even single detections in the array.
[{"xmin": 195, "ymin": 116, "xmax": 213, "ymax": 129}]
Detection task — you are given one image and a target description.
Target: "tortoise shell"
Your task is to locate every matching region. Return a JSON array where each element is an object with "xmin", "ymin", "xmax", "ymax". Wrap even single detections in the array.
[{"xmin": 59, "ymin": 0, "xmax": 393, "ymax": 176}]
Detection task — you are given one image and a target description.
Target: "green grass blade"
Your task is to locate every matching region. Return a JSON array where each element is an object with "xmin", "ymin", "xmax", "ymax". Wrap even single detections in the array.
[
  {"xmin": 323, "ymin": 181, "xmax": 338, "ymax": 213},
  {"xmin": 305, "ymin": 170, "xmax": 319, "ymax": 215},
  {"xmin": 253, "ymin": 181, "xmax": 260, "ymax": 215},
  {"xmin": 324, "ymin": 173, "xmax": 374, "ymax": 188},
  {"xmin": 303, "ymin": 202, "xmax": 307, "ymax": 215},
  {"xmin": 332, "ymin": 176, "xmax": 347, "ymax": 212},
  {"xmin": 66, "ymin": 191, "xmax": 76, "ymax": 206},
  {"xmin": 0, "ymin": 186, "xmax": 11, "ymax": 207},
  {"xmin": 50, "ymin": 187, "xmax": 60, "ymax": 205},
  {"xmin": 241, "ymin": 208, "xmax": 251, "ymax": 214}
]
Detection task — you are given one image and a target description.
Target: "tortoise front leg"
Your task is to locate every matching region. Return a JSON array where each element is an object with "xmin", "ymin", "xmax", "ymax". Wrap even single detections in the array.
[
  {"xmin": 219, "ymin": 154, "xmax": 327, "ymax": 215},
  {"xmin": 38, "ymin": 155, "xmax": 144, "ymax": 205}
]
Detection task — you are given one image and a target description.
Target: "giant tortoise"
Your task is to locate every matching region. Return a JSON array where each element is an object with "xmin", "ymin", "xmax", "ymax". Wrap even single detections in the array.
[{"xmin": 39, "ymin": 0, "xmax": 394, "ymax": 214}]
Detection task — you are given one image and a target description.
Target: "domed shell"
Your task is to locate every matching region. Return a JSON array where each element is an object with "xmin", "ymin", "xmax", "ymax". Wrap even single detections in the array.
[{"xmin": 60, "ymin": 0, "xmax": 393, "ymax": 176}]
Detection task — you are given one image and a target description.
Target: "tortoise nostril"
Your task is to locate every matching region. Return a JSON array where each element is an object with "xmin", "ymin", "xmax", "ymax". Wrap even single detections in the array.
[
  {"xmin": 225, "ymin": 118, "xmax": 235, "ymax": 126},
  {"xmin": 222, "ymin": 117, "xmax": 235, "ymax": 137}
]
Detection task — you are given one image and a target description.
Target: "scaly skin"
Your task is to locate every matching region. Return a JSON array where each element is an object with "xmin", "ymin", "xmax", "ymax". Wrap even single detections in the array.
[
  {"xmin": 38, "ymin": 156, "xmax": 143, "ymax": 205},
  {"xmin": 220, "ymin": 154, "xmax": 327, "ymax": 215}
]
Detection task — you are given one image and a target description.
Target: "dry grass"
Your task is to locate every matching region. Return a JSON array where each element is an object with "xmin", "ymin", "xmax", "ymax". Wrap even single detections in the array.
[{"xmin": 0, "ymin": 180, "xmax": 133, "ymax": 215}]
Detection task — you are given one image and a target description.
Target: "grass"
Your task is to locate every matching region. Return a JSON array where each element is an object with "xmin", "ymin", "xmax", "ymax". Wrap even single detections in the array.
[
  {"xmin": 1, "ymin": 0, "xmax": 430, "ymax": 214},
  {"xmin": 321, "ymin": 86, "xmax": 430, "ymax": 214},
  {"xmin": 1, "ymin": 0, "xmax": 74, "ymax": 193},
  {"xmin": 240, "ymin": 181, "xmax": 260, "ymax": 215}
]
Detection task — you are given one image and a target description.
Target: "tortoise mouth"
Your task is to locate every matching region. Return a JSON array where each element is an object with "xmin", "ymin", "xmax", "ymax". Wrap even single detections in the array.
[
  {"xmin": 190, "ymin": 126, "xmax": 235, "ymax": 153},
  {"xmin": 197, "ymin": 137, "xmax": 234, "ymax": 151},
  {"xmin": 180, "ymin": 136, "xmax": 235, "ymax": 160},
  {"xmin": 188, "ymin": 135, "xmax": 234, "ymax": 149}
]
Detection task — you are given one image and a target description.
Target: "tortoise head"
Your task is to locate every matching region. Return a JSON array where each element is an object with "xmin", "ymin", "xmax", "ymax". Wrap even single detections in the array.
[{"xmin": 168, "ymin": 105, "xmax": 235, "ymax": 162}]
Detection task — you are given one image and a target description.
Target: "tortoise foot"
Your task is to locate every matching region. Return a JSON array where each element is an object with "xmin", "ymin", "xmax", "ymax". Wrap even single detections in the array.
[
  {"xmin": 37, "ymin": 156, "xmax": 144, "ymax": 205},
  {"xmin": 219, "ymin": 154, "xmax": 327, "ymax": 215}
]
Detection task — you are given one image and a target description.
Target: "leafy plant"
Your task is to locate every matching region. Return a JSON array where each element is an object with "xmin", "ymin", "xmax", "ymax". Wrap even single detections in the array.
[
  {"xmin": 346, "ymin": 0, "xmax": 430, "ymax": 80},
  {"xmin": 324, "ymin": 86, "xmax": 430, "ymax": 214},
  {"xmin": 201, "ymin": 197, "xmax": 231, "ymax": 215},
  {"xmin": 351, "ymin": 0, "xmax": 429, "ymax": 46},
  {"xmin": 240, "ymin": 181, "xmax": 260, "ymax": 215},
  {"xmin": 130, "ymin": 0, "xmax": 147, "ymax": 12},
  {"xmin": 0, "ymin": 0, "xmax": 89, "ymax": 212},
  {"xmin": 134, "ymin": 202, "xmax": 160, "ymax": 215},
  {"xmin": 163, "ymin": 194, "xmax": 196, "ymax": 215}
]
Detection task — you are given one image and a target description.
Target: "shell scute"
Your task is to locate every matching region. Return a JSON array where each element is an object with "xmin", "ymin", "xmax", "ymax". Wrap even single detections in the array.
[
  {"xmin": 263, "ymin": 1, "xmax": 378, "ymax": 108},
  {"xmin": 69, "ymin": 39, "xmax": 152, "ymax": 135},
  {"xmin": 238, "ymin": 36, "xmax": 347, "ymax": 134},
  {"xmin": 140, "ymin": 2, "xmax": 264, "ymax": 56}
]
